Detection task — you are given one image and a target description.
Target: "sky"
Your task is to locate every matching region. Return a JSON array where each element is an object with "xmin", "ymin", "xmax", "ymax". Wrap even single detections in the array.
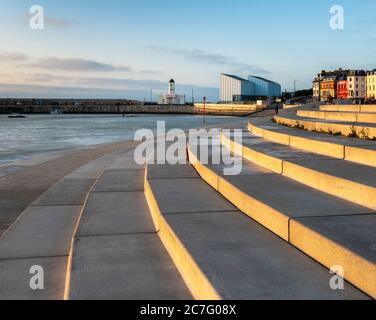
[{"xmin": 0, "ymin": 0, "xmax": 376, "ymax": 101}]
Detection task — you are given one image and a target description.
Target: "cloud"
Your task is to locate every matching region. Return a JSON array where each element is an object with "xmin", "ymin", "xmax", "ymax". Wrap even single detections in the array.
[
  {"xmin": 0, "ymin": 50, "xmax": 215, "ymax": 98},
  {"xmin": 0, "ymin": 73, "xmax": 218, "ymax": 100},
  {"xmin": 0, "ymin": 52, "xmax": 28, "ymax": 62},
  {"xmin": 139, "ymin": 69, "xmax": 163, "ymax": 75},
  {"xmin": 26, "ymin": 73, "xmax": 214, "ymax": 92},
  {"xmin": 30, "ymin": 57, "xmax": 132, "ymax": 72},
  {"xmin": 0, "ymin": 52, "xmax": 137, "ymax": 73},
  {"xmin": 146, "ymin": 46, "xmax": 269, "ymax": 74},
  {"xmin": 24, "ymin": 12, "xmax": 74, "ymax": 29},
  {"xmin": 44, "ymin": 16, "xmax": 73, "ymax": 28}
]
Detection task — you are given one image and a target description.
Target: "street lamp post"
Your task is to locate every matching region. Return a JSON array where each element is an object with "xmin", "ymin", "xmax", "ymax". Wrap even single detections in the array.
[
  {"xmin": 293, "ymin": 80, "xmax": 298, "ymax": 97},
  {"xmin": 203, "ymin": 97, "xmax": 206, "ymax": 124}
]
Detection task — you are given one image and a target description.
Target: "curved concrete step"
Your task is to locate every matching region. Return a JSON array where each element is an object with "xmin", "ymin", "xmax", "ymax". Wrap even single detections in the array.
[
  {"xmin": 320, "ymin": 105, "xmax": 376, "ymax": 113},
  {"xmin": 274, "ymin": 114, "xmax": 376, "ymax": 139},
  {"xmin": 187, "ymin": 141, "xmax": 375, "ymax": 299},
  {"xmin": 221, "ymin": 130, "xmax": 376, "ymax": 211},
  {"xmin": 66, "ymin": 151, "xmax": 191, "ymax": 300},
  {"xmin": 297, "ymin": 110, "xmax": 376, "ymax": 124},
  {"xmin": 248, "ymin": 118, "xmax": 376, "ymax": 167},
  {"xmin": 0, "ymin": 150, "xmax": 129, "ymax": 300},
  {"xmin": 0, "ymin": 140, "xmax": 137, "ymax": 236},
  {"xmin": 144, "ymin": 161, "xmax": 370, "ymax": 300}
]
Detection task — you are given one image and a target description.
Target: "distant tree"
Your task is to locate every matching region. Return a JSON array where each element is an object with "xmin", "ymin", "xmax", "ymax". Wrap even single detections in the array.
[
  {"xmin": 282, "ymin": 92, "xmax": 292, "ymax": 100},
  {"xmin": 294, "ymin": 89, "xmax": 313, "ymax": 97}
]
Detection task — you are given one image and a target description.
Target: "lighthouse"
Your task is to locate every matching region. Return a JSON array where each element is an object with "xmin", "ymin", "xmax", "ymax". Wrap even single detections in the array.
[
  {"xmin": 158, "ymin": 78, "xmax": 186, "ymax": 105},
  {"xmin": 168, "ymin": 79, "xmax": 176, "ymax": 95}
]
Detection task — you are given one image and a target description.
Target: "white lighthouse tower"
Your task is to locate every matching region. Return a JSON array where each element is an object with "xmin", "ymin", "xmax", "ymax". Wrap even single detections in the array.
[
  {"xmin": 158, "ymin": 78, "xmax": 185, "ymax": 105},
  {"xmin": 168, "ymin": 79, "xmax": 176, "ymax": 95}
]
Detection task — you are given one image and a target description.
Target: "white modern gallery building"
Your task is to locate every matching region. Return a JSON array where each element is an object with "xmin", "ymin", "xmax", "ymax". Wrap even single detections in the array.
[{"xmin": 220, "ymin": 73, "xmax": 281, "ymax": 102}]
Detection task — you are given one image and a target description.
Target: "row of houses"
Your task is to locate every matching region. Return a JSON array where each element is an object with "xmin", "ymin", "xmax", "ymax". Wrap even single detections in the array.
[{"xmin": 312, "ymin": 69, "xmax": 376, "ymax": 103}]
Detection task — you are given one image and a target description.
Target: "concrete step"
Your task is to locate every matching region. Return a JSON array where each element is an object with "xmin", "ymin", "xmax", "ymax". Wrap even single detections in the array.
[
  {"xmin": 248, "ymin": 118, "xmax": 376, "ymax": 167},
  {"xmin": 0, "ymin": 140, "xmax": 136, "ymax": 236},
  {"xmin": 222, "ymin": 130, "xmax": 376, "ymax": 211},
  {"xmin": 187, "ymin": 141, "xmax": 375, "ymax": 299},
  {"xmin": 274, "ymin": 114, "xmax": 376, "ymax": 139},
  {"xmin": 66, "ymin": 151, "xmax": 191, "ymax": 300},
  {"xmin": 144, "ymin": 162, "xmax": 369, "ymax": 300},
  {"xmin": 320, "ymin": 105, "xmax": 376, "ymax": 113},
  {"xmin": 0, "ymin": 149, "xmax": 131, "ymax": 300},
  {"xmin": 297, "ymin": 110, "xmax": 376, "ymax": 124}
]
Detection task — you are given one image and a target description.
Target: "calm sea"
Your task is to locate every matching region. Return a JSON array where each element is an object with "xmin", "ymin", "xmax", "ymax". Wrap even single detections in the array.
[{"xmin": 0, "ymin": 114, "xmax": 243, "ymax": 164}]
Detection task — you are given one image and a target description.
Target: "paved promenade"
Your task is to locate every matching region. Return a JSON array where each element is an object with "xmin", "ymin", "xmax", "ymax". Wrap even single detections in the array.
[
  {"xmin": 0, "ymin": 109, "xmax": 374, "ymax": 300},
  {"xmin": 0, "ymin": 141, "xmax": 138, "ymax": 236}
]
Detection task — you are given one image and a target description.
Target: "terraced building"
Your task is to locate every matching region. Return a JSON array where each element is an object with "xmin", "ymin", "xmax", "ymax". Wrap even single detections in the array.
[
  {"xmin": 348, "ymin": 70, "xmax": 366, "ymax": 103},
  {"xmin": 367, "ymin": 70, "xmax": 376, "ymax": 99}
]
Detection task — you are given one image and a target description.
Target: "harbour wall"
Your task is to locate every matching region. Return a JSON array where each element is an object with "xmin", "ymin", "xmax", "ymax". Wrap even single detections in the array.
[{"xmin": 0, "ymin": 103, "xmax": 262, "ymax": 117}]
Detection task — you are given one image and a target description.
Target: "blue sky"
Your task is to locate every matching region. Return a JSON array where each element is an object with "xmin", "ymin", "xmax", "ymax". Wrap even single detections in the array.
[{"xmin": 0, "ymin": 0, "xmax": 375, "ymax": 101}]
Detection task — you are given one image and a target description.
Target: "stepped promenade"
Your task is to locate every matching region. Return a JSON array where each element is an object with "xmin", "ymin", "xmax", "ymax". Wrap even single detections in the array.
[{"xmin": 0, "ymin": 104, "xmax": 375, "ymax": 300}]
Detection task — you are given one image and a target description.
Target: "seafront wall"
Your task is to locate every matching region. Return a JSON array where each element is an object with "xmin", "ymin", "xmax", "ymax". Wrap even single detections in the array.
[
  {"xmin": 194, "ymin": 103, "xmax": 261, "ymax": 116},
  {"xmin": 0, "ymin": 103, "xmax": 262, "ymax": 116},
  {"xmin": 0, "ymin": 104, "xmax": 194, "ymax": 115}
]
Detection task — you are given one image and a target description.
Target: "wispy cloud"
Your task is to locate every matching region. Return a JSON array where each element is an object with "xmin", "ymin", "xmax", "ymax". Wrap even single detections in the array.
[
  {"xmin": 3, "ymin": 72, "xmax": 211, "ymax": 91},
  {"xmin": 0, "ymin": 52, "xmax": 28, "ymax": 62},
  {"xmin": 30, "ymin": 57, "xmax": 132, "ymax": 72},
  {"xmin": 139, "ymin": 69, "xmax": 163, "ymax": 75},
  {"xmin": 24, "ymin": 13, "xmax": 74, "ymax": 29},
  {"xmin": 44, "ymin": 16, "xmax": 74, "ymax": 28},
  {"xmin": 146, "ymin": 46, "xmax": 269, "ymax": 74},
  {"xmin": 0, "ymin": 51, "xmax": 157, "ymax": 74},
  {"xmin": 0, "ymin": 73, "xmax": 217, "ymax": 100}
]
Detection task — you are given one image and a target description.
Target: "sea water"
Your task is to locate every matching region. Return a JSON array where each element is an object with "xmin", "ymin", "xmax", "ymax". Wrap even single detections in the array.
[{"xmin": 0, "ymin": 114, "xmax": 241, "ymax": 164}]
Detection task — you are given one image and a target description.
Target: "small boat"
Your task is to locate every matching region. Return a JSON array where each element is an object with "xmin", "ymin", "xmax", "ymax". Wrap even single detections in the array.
[
  {"xmin": 50, "ymin": 109, "xmax": 63, "ymax": 115},
  {"xmin": 8, "ymin": 113, "xmax": 26, "ymax": 119}
]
